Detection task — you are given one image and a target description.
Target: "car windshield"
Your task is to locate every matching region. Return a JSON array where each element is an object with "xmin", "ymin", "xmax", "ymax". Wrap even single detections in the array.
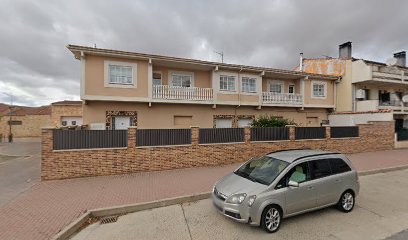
[{"xmin": 234, "ymin": 155, "xmax": 289, "ymax": 185}]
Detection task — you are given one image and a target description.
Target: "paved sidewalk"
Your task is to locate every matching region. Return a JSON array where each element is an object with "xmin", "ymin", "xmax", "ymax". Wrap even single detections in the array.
[{"xmin": 0, "ymin": 149, "xmax": 408, "ymax": 240}]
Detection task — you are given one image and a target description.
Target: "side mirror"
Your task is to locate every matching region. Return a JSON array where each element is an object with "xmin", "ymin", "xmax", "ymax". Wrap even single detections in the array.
[{"xmin": 288, "ymin": 180, "xmax": 299, "ymax": 188}]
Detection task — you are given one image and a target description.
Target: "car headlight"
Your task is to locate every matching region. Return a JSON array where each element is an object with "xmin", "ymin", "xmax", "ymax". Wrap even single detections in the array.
[
  {"xmin": 226, "ymin": 193, "xmax": 247, "ymax": 204},
  {"xmin": 248, "ymin": 195, "xmax": 256, "ymax": 207}
]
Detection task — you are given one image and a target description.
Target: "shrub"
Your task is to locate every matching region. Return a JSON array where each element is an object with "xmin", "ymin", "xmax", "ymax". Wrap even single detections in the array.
[{"xmin": 250, "ymin": 115, "xmax": 297, "ymax": 128}]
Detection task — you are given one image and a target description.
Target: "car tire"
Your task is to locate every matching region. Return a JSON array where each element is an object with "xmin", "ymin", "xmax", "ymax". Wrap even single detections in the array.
[
  {"xmin": 261, "ymin": 205, "xmax": 282, "ymax": 233},
  {"xmin": 337, "ymin": 190, "xmax": 355, "ymax": 213}
]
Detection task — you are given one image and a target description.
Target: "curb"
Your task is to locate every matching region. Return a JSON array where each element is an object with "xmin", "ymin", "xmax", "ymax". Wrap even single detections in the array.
[
  {"xmin": 52, "ymin": 192, "xmax": 211, "ymax": 240},
  {"xmin": 53, "ymin": 165, "xmax": 408, "ymax": 240},
  {"xmin": 358, "ymin": 164, "xmax": 408, "ymax": 176}
]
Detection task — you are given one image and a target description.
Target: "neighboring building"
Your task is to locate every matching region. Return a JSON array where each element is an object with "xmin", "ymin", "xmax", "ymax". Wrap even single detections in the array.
[
  {"xmin": 298, "ymin": 42, "xmax": 408, "ymax": 131},
  {"xmin": 67, "ymin": 45, "xmax": 338, "ymax": 129},
  {"xmin": 0, "ymin": 100, "xmax": 83, "ymax": 140},
  {"xmin": 51, "ymin": 100, "xmax": 83, "ymax": 127},
  {"xmin": 0, "ymin": 104, "xmax": 52, "ymax": 139}
]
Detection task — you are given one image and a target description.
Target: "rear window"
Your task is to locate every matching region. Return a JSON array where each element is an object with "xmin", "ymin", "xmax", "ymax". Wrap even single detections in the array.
[
  {"xmin": 330, "ymin": 158, "xmax": 351, "ymax": 174},
  {"xmin": 309, "ymin": 159, "xmax": 331, "ymax": 179}
]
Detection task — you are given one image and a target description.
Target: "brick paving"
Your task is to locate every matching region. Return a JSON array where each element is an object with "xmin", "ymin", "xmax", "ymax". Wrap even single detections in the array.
[{"xmin": 0, "ymin": 149, "xmax": 407, "ymax": 240}]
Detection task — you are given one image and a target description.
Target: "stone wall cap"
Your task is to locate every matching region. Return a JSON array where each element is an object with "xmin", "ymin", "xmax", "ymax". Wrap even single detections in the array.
[{"xmin": 42, "ymin": 126, "xmax": 56, "ymax": 130}]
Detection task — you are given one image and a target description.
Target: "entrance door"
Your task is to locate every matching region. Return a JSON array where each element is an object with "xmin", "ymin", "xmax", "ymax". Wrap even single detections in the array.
[
  {"xmin": 113, "ymin": 116, "xmax": 131, "ymax": 130},
  {"xmin": 395, "ymin": 119, "xmax": 404, "ymax": 132}
]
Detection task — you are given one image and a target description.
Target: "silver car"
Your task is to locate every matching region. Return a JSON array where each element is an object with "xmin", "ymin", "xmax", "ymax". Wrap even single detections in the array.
[{"xmin": 212, "ymin": 149, "xmax": 360, "ymax": 233}]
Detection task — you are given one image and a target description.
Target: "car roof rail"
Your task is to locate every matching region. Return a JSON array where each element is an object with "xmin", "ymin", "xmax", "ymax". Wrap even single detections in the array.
[
  {"xmin": 293, "ymin": 152, "xmax": 341, "ymax": 162},
  {"xmin": 267, "ymin": 148, "xmax": 311, "ymax": 155}
]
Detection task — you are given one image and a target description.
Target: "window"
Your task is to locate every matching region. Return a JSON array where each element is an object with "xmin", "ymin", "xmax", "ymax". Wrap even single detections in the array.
[
  {"xmin": 7, "ymin": 120, "xmax": 22, "ymax": 125},
  {"xmin": 235, "ymin": 156, "xmax": 289, "ymax": 185},
  {"xmin": 171, "ymin": 73, "xmax": 192, "ymax": 87},
  {"xmin": 220, "ymin": 75, "xmax": 235, "ymax": 91},
  {"xmin": 109, "ymin": 65, "xmax": 133, "ymax": 84},
  {"xmin": 275, "ymin": 162, "xmax": 310, "ymax": 189},
  {"xmin": 312, "ymin": 82, "xmax": 326, "ymax": 98},
  {"xmin": 153, "ymin": 72, "xmax": 162, "ymax": 86},
  {"xmin": 238, "ymin": 118, "xmax": 252, "ymax": 128},
  {"xmin": 242, "ymin": 77, "xmax": 257, "ymax": 93},
  {"xmin": 215, "ymin": 118, "xmax": 233, "ymax": 128},
  {"xmin": 288, "ymin": 84, "xmax": 295, "ymax": 94},
  {"xmin": 309, "ymin": 159, "xmax": 332, "ymax": 179},
  {"xmin": 329, "ymin": 158, "xmax": 351, "ymax": 174},
  {"xmin": 269, "ymin": 81, "xmax": 283, "ymax": 93}
]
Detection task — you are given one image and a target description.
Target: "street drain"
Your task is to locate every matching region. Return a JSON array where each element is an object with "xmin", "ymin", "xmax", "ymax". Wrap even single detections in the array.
[{"xmin": 100, "ymin": 216, "xmax": 119, "ymax": 224}]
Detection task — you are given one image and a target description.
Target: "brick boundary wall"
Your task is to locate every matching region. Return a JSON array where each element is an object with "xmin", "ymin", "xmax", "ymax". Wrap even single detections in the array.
[{"xmin": 41, "ymin": 121, "xmax": 395, "ymax": 180}]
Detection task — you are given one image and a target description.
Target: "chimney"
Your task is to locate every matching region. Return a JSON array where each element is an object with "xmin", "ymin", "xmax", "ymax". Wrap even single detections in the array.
[
  {"xmin": 393, "ymin": 51, "xmax": 406, "ymax": 67},
  {"xmin": 339, "ymin": 42, "xmax": 352, "ymax": 59},
  {"xmin": 299, "ymin": 52, "xmax": 303, "ymax": 71}
]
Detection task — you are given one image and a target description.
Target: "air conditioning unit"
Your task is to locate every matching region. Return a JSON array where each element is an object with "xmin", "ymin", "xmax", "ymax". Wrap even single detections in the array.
[{"xmin": 356, "ymin": 89, "xmax": 366, "ymax": 99}]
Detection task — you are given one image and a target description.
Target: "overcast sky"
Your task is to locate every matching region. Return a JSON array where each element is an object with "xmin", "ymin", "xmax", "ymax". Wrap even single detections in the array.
[{"xmin": 0, "ymin": 0, "xmax": 407, "ymax": 106}]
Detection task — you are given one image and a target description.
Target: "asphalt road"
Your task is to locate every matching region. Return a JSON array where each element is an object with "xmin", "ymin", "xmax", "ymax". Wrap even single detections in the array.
[
  {"xmin": 72, "ymin": 169, "xmax": 408, "ymax": 240},
  {"xmin": 0, "ymin": 142, "xmax": 41, "ymax": 207}
]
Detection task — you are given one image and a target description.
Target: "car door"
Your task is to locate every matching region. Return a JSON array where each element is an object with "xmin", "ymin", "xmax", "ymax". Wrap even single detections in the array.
[
  {"xmin": 277, "ymin": 162, "xmax": 318, "ymax": 215},
  {"xmin": 329, "ymin": 158, "xmax": 353, "ymax": 200},
  {"xmin": 309, "ymin": 159, "xmax": 338, "ymax": 206}
]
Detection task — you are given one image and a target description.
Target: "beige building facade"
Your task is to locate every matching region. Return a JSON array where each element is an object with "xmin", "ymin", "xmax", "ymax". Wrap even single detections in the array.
[
  {"xmin": 300, "ymin": 42, "xmax": 408, "ymax": 130},
  {"xmin": 68, "ymin": 45, "xmax": 339, "ymax": 129}
]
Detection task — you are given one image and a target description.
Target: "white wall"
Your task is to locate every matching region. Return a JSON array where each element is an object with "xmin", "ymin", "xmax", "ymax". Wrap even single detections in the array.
[{"xmin": 329, "ymin": 112, "xmax": 393, "ymax": 126}]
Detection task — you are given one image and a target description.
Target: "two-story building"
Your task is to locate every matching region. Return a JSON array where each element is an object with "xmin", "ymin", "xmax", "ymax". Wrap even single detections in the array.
[
  {"xmin": 67, "ymin": 45, "xmax": 338, "ymax": 129},
  {"xmin": 300, "ymin": 42, "xmax": 408, "ymax": 131}
]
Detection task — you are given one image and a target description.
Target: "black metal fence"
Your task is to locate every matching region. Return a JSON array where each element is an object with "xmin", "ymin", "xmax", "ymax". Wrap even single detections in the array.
[
  {"xmin": 199, "ymin": 128, "xmax": 245, "ymax": 144},
  {"xmin": 330, "ymin": 126, "xmax": 359, "ymax": 138},
  {"xmin": 397, "ymin": 129, "xmax": 408, "ymax": 141},
  {"xmin": 136, "ymin": 129, "xmax": 191, "ymax": 147},
  {"xmin": 295, "ymin": 127, "xmax": 326, "ymax": 140},
  {"xmin": 53, "ymin": 130, "xmax": 127, "ymax": 150},
  {"xmin": 250, "ymin": 127, "xmax": 290, "ymax": 141}
]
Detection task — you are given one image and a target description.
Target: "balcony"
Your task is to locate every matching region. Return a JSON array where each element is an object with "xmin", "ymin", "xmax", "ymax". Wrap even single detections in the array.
[
  {"xmin": 356, "ymin": 100, "xmax": 408, "ymax": 113},
  {"xmin": 262, "ymin": 92, "xmax": 303, "ymax": 106},
  {"xmin": 152, "ymin": 85, "xmax": 213, "ymax": 101}
]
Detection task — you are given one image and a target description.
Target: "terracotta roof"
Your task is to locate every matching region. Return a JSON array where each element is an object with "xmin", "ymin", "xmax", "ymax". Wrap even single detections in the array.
[
  {"xmin": 51, "ymin": 100, "xmax": 82, "ymax": 106},
  {"xmin": 330, "ymin": 109, "xmax": 392, "ymax": 115},
  {"xmin": 67, "ymin": 45, "xmax": 339, "ymax": 80}
]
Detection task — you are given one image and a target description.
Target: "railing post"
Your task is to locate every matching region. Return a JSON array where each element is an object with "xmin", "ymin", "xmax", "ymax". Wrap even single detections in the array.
[
  {"xmin": 245, "ymin": 127, "xmax": 251, "ymax": 144},
  {"xmin": 288, "ymin": 125, "xmax": 296, "ymax": 141},
  {"xmin": 128, "ymin": 126, "xmax": 137, "ymax": 149},
  {"xmin": 191, "ymin": 126, "xmax": 199, "ymax": 146},
  {"xmin": 326, "ymin": 126, "xmax": 331, "ymax": 141}
]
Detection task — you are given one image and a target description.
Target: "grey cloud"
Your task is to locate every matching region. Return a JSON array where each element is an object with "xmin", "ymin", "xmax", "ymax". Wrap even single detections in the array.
[{"xmin": 0, "ymin": 0, "xmax": 407, "ymax": 106}]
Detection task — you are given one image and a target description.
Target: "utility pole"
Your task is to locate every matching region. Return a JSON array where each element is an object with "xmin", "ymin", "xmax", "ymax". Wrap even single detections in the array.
[
  {"xmin": 2, "ymin": 92, "xmax": 13, "ymax": 142},
  {"xmin": 214, "ymin": 50, "xmax": 224, "ymax": 63}
]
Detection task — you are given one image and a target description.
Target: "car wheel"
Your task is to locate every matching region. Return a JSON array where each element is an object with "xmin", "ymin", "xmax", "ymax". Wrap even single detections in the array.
[
  {"xmin": 261, "ymin": 205, "xmax": 282, "ymax": 233},
  {"xmin": 338, "ymin": 191, "xmax": 355, "ymax": 212}
]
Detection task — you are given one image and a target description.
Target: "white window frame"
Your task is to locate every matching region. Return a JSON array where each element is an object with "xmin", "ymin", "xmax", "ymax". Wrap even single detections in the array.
[
  {"xmin": 268, "ymin": 80, "xmax": 284, "ymax": 94},
  {"xmin": 311, "ymin": 80, "xmax": 327, "ymax": 99},
  {"xmin": 104, "ymin": 61, "xmax": 137, "ymax": 88},
  {"xmin": 169, "ymin": 71, "xmax": 194, "ymax": 87},
  {"xmin": 241, "ymin": 77, "xmax": 257, "ymax": 93},
  {"xmin": 288, "ymin": 84, "xmax": 295, "ymax": 94},
  {"xmin": 219, "ymin": 75, "xmax": 236, "ymax": 91},
  {"xmin": 152, "ymin": 71, "xmax": 162, "ymax": 86}
]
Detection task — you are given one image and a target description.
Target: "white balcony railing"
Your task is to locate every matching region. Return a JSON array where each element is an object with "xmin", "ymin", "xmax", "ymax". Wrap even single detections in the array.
[
  {"xmin": 152, "ymin": 85, "xmax": 213, "ymax": 101},
  {"xmin": 262, "ymin": 92, "xmax": 303, "ymax": 105}
]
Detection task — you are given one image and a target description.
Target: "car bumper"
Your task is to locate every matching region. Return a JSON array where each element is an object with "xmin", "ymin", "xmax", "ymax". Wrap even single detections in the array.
[{"xmin": 212, "ymin": 192, "xmax": 259, "ymax": 226}]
